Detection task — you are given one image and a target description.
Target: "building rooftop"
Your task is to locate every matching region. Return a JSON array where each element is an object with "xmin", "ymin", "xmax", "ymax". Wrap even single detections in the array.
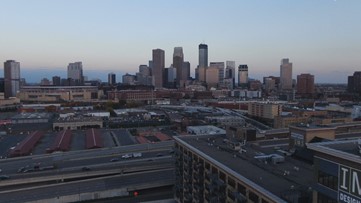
[
  {"xmin": 175, "ymin": 134, "xmax": 314, "ymax": 201},
  {"xmin": 307, "ymin": 138, "xmax": 361, "ymax": 164},
  {"xmin": 12, "ymin": 112, "xmax": 52, "ymax": 120}
]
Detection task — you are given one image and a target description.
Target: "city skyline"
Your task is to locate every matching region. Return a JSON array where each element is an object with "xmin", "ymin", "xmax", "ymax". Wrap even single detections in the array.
[{"xmin": 1, "ymin": 0, "xmax": 360, "ymax": 83}]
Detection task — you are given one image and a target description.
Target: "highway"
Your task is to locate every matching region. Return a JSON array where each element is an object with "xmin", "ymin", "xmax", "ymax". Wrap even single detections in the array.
[
  {"xmin": 0, "ymin": 141, "xmax": 175, "ymax": 202},
  {"xmin": 0, "ymin": 168, "xmax": 174, "ymax": 203},
  {"xmin": 0, "ymin": 140, "xmax": 173, "ymax": 175}
]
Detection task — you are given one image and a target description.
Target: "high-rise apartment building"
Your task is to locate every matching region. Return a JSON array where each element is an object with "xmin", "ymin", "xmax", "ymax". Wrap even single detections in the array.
[
  {"xmin": 173, "ymin": 47, "xmax": 185, "ymax": 87},
  {"xmin": 4, "ymin": 60, "xmax": 20, "ymax": 98},
  {"xmin": 225, "ymin": 61, "xmax": 236, "ymax": 87},
  {"xmin": 152, "ymin": 49, "xmax": 165, "ymax": 89},
  {"xmin": 108, "ymin": 72, "xmax": 116, "ymax": 85},
  {"xmin": 296, "ymin": 73, "xmax": 314, "ymax": 96},
  {"xmin": 280, "ymin": 59, "xmax": 293, "ymax": 90},
  {"xmin": 238, "ymin": 65, "xmax": 248, "ymax": 87},
  {"xmin": 210, "ymin": 62, "xmax": 225, "ymax": 84},
  {"xmin": 67, "ymin": 62, "xmax": 83, "ymax": 85}
]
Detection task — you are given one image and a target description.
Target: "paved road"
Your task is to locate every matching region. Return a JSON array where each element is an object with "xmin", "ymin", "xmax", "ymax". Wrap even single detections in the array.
[
  {"xmin": 0, "ymin": 141, "xmax": 173, "ymax": 176},
  {"xmin": 0, "ymin": 169, "xmax": 175, "ymax": 203}
]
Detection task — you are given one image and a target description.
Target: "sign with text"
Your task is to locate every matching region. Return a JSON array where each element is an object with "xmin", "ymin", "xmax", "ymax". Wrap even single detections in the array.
[{"xmin": 339, "ymin": 165, "xmax": 361, "ymax": 203}]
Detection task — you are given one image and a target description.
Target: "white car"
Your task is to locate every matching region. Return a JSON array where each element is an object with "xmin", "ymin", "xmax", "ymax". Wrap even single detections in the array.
[{"xmin": 121, "ymin": 154, "xmax": 132, "ymax": 159}]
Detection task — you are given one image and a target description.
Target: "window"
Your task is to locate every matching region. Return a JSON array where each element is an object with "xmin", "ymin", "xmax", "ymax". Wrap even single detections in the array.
[{"xmin": 317, "ymin": 170, "xmax": 338, "ymax": 190}]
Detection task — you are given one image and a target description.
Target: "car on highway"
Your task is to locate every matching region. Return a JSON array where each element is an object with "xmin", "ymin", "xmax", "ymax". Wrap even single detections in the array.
[
  {"xmin": 121, "ymin": 154, "xmax": 132, "ymax": 159},
  {"xmin": 0, "ymin": 175, "xmax": 10, "ymax": 180},
  {"xmin": 81, "ymin": 167, "xmax": 91, "ymax": 171},
  {"xmin": 17, "ymin": 167, "xmax": 25, "ymax": 173},
  {"xmin": 110, "ymin": 158, "xmax": 119, "ymax": 162}
]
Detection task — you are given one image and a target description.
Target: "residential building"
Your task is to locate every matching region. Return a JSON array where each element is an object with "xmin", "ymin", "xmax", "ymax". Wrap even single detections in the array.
[
  {"xmin": 174, "ymin": 134, "xmax": 313, "ymax": 203},
  {"xmin": 4, "ymin": 60, "xmax": 20, "ymax": 98},
  {"xmin": 297, "ymin": 73, "xmax": 314, "ymax": 96},
  {"xmin": 248, "ymin": 102, "xmax": 282, "ymax": 120}
]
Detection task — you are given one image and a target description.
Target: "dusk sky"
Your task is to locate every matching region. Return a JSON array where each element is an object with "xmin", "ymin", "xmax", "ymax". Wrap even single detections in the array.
[{"xmin": 1, "ymin": 0, "xmax": 360, "ymax": 83}]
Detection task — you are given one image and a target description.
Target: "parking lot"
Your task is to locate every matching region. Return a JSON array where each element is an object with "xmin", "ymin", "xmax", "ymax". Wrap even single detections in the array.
[{"xmin": 0, "ymin": 128, "xmax": 141, "ymax": 158}]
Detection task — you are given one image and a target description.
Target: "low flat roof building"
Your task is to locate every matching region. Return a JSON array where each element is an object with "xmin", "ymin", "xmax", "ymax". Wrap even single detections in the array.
[{"xmin": 307, "ymin": 139, "xmax": 361, "ymax": 203}]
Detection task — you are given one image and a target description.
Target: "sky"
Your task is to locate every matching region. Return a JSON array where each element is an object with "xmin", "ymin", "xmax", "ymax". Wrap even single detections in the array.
[{"xmin": 0, "ymin": 0, "xmax": 360, "ymax": 83}]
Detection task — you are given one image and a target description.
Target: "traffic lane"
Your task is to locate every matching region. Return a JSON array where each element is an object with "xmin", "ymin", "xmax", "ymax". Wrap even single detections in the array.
[
  {"xmin": 0, "ymin": 142, "xmax": 173, "ymax": 174},
  {"xmin": 58, "ymin": 149, "xmax": 172, "ymax": 168},
  {"xmin": 0, "ymin": 169, "xmax": 174, "ymax": 203},
  {"xmin": 2, "ymin": 156, "xmax": 173, "ymax": 180}
]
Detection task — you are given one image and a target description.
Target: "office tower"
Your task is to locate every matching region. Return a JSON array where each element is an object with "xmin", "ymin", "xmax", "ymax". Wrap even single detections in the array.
[
  {"xmin": 67, "ymin": 62, "xmax": 83, "ymax": 85},
  {"xmin": 173, "ymin": 47, "xmax": 184, "ymax": 87},
  {"xmin": 4, "ymin": 60, "xmax": 20, "ymax": 98},
  {"xmin": 52, "ymin": 76, "xmax": 61, "ymax": 86},
  {"xmin": 347, "ymin": 72, "xmax": 361, "ymax": 94},
  {"xmin": 297, "ymin": 73, "xmax": 314, "ymax": 95},
  {"xmin": 225, "ymin": 61, "xmax": 236, "ymax": 86},
  {"xmin": 180, "ymin": 61, "xmax": 190, "ymax": 88},
  {"xmin": 238, "ymin": 65, "xmax": 248, "ymax": 87},
  {"xmin": 210, "ymin": 62, "xmax": 225, "ymax": 84},
  {"xmin": 206, "ymin": 66, "xmax": 219, "ymax": 88},
  {"xmin": 108, "ymin": 72, "xmax": 116, "ymax": 85},
  {"xmin": 122, "ymin": 73, "xmax": 136, "ymax": 85},
  {"xmin": 280, "ymin": 58, "xmax": 293, "ymax": 90},
  {"xmin": 152, "ymin": 49, "xmax": 165, "ymax": 88},
  {"xmin": 139, "ymin": 65, "xmax": 150, "ymax": 76},
  {"xmin": 199, "ymin": 44, "xmax": 208, "ymax": 69}
]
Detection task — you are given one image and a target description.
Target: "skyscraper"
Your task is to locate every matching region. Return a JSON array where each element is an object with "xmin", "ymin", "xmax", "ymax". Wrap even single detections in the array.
[
  {"xmin": 152, "ymin": 49, "xmax": 165, "ymax": 89},
  {"xmin": 297, "ymin": 73, "xmax": 314, "ymax": 96},
  {"xmin": 280, "ymin": 58, "xmax": 293, "ymax": 90},
  {"xmin": 238, "ymin": 65, "xmax": 248, "ymax": 87},
  {"xmin": 108, "ymin": 72, "xmax": 116, "ymax": 85},
  {"xmin": 199, "ymin": 44, "xmax": 208, "ymax": 69},
  {"xmin": 210, "ymin": 62, "xmax": 225, "ymax": 84},
  {"xmin": 4, "ymin": 60, "xmax": 20, "ymax": 98},
  {"xmin": 225, "ymin": 61, "xmax": 236, "ymax": 86},
  {"xmin": 67, "ymin": 62, "xmax": 83, "ymax": 85},
  {"xmin": 173, "ymin": 47, "xmax": 184, "ymax": 87},
  {"xmin": 198, "ymin": 44, "xmax": 208, "ymax": 82},
  {"xmin": 182, "ymin": 61, "xmax": 190, "ymax": 87}
]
